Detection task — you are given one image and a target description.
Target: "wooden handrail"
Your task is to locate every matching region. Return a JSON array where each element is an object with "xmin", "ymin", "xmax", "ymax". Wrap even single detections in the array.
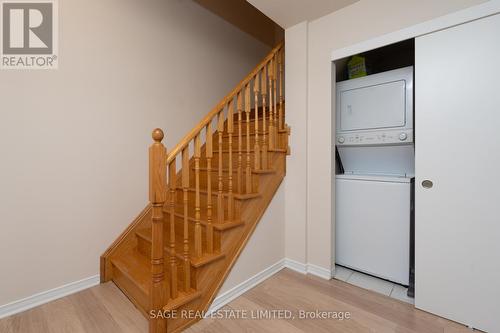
[{"xmin": 166, "ymin": 41, "xmax": 283, "ymax": 163}]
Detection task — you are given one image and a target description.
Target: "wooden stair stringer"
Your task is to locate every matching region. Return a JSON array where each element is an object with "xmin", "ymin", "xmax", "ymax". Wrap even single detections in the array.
[{"xmin": 168, "ymin": 152, "xmax": 287, "ymax": 332}]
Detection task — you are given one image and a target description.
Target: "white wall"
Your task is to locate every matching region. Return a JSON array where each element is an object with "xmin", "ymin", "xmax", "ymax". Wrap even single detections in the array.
[
  {"xmin": 219, "ymin": 186, "xmax": 285, "ymax": 294},
  {"xmin": 284, "ymin": 22, "xmax": 308, "ymax": 263},
  {"xmin": 284, "ymin": 0, "xmax": 487, "ymax": 272},
  {"xmin": 0, "ymin": 0, "xmax": 270, "ymax": 307}
]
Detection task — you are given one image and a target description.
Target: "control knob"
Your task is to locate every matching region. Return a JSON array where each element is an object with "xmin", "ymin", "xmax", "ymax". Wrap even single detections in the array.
[
  {"xmin": 337, "ymin": 137, "xmax": 345, "ymax": 144},
  {"xmin": 399, "ymin": 132, "xmax": 408, "ymax": 141}
]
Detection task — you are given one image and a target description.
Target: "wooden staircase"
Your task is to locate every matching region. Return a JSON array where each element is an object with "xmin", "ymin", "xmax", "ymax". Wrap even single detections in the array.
[{"xmin": 100, "ymin": 42, "xmax": 289, "ymax": 333}]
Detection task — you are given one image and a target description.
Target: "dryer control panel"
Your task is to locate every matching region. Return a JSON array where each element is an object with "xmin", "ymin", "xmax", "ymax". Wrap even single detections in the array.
[{"xmin": 336, "ymin": 129, "xmax": 413, "ymax": 146}]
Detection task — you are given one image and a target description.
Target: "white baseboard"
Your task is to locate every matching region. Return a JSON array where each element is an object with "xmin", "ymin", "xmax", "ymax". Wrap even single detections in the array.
[
  {"xmin": 207, "ymin": 259, "xmax": 285, "ymax": 315},
  {"xmin": 207, "ymin": 258, "xmax": 334, "ymax": 316},
  {"xmin": 284, "ymin": 258, "xmax": 333, "ymax": 280},
  {"xmin": 283, "ymin": 258, "xmax": 307, "ymax": 274},
  {"xmin": 0, "ymin": 259, "xmax": 332, "ymax": 320},
  {"xmin": 0, "ymin": 275, "xmax": 100, "ymax": 319},
  {"xmin": 306, "ymin": 263, "xmax": 334, "ymax": 280}
]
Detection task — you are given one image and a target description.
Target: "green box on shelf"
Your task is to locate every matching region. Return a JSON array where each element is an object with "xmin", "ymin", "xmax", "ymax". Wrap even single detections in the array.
[{"xmin": 348, "ymin": 55, "xmax": 367, "ymax": 79}]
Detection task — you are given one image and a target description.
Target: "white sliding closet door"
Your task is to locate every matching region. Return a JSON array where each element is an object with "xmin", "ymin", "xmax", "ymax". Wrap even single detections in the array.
[{"xmin": 415, "ymin": 13, "xmax": 500, "ymax": 332}]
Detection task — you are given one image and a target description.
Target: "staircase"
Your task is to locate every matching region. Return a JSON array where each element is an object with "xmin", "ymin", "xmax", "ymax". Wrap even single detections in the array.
[{"xmin": 100, "ymin": 42, "xmax": 289, "ymax": 333}]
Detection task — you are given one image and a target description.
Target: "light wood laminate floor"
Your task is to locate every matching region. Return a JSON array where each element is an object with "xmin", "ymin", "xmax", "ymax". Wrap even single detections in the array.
[{"xmin": 0, "ymin": 269, "xmax": 475, "ymax": 332}]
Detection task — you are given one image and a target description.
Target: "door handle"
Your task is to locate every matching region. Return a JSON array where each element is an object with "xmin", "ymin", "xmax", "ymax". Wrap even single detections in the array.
[{"xmin": 422, "ymin": 180, "xmax": 434, "ymax": 189}]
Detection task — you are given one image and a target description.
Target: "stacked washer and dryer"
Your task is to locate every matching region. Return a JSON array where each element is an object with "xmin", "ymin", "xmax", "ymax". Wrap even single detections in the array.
[{"xmin": 335, "ymin": 66, "xmax": 415, "ymax": 290}]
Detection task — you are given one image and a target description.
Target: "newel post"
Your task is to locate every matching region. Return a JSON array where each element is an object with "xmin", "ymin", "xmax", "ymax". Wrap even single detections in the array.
[{"xmin": 149, "ymin": 128, "xmax": 169, "ymax": 333}]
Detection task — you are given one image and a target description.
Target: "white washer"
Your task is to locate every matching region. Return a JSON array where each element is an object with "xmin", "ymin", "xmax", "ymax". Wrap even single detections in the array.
[{"xmin": 335, "ymin": 174, "xmax": 411, "ymax": 285}]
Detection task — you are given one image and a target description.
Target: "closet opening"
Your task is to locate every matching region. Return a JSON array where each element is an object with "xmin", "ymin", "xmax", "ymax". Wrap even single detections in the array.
[{"xmin": 333, "ymin": 38, "xmax": 416, "ymax": 303}]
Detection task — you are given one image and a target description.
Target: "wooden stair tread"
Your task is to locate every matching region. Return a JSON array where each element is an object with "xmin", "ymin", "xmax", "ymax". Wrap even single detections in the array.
[
  {"xmin": 162, "ymin": 210, "xmax": 245, "ymax": 231},
  {"xmin": 190, "ymin": 252, "xmax": 225, "ymax": 267},
  {"xmin": 229, "ymin": 110, "xmax": 284, "ymax": 120},
  {"xmin": 222, "ymin": 130, "xmax": 271, "ymax": 137},
  {"xmin": 111, "ymin": 250, "xmax": 150, "ymax": 295},
  {"xmin": 212, "ymin": 148, "xmax": 287, "ymax": 153},
  {"xmin": 230, "ymin": 116, "xmax": 266, "ymax": 122},
  {"xmin": 229, "ymin": 108, "xmax": 285, "ymax": 123},
  {"xmin": 191, "ymin": 166, "xmax": 276, "ymax": 175},
  {"xmin": 177, "ymin": 187, "xmax": 261, "ymax": 200},
  {"xmin": 135, "ymin": 228, "xmax": 226, "ymax": 268},
  {"xmin": 231, "ymin": 192, "xmax": 262, "ymax": 200},
  {"xmin": 252, "ymin": 169, "xmax": 277, "ymax": 174}
]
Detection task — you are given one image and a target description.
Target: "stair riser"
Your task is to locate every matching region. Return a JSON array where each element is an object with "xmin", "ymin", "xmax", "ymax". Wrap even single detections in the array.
[
  {"xmin": 214, "ymin": 122, "xmax": 276, "ymax": 136},
  {"xmin": 165, "ymin": 298, "xmax": 203, "ymax": 333},
  {"xmin": 186, "ymin": 169, "xmax": 257, "ymax": 194},
  {"xmin": 200, "ymin": 151, "xmax": 255, "ymax": 167},
  {"xmin": 171, "ymin": 190, "xmax": 229, "ymax": 218},
  {"xmin": 180, "ymin": 187, "xmax": 245, "ymax": 203},
  {"xmin": 170, "ymin": 204, "xmax": 239, "ymax": 225},
  {"xmin": 217, "ymin": 128, "xmax": 273, "ymax": 140},
  {"xmin": 111, "ymin": 263, "xmax": 150, "ymax": 315},
  {"xmin": 200, "ymin": 150, "xmax": 284, "ymax": 168},
  {"xmin": 171, "ymin": 189, "xmax": 245, "ymax": 217},
  {"xmin": 156, "ymin": 213, "xmax": 223, "ymax": 252},
  {"xmin": 215, "ymin": 124, "xmax": 263, "ymax": 137},
  {"xmin": 219, "ymin": 137, "xmax": 284, "ymax": 151},
  {"xmin": 229, "ymin": 107, "xmax": 283, "ymax": 119},
  {"xmin": 219, "ymin": 132, "xmax": 288, "ymax": 151},
  {"xmin": 230, "ymin": 116, "xmax": 282, "ymax": 126},
  {"xmin": 220, "ymin": 143, "xmax": 275, "ymax": 155},
  {"xmin": 164, "ymin": 193, "xmax": 245, "ymax": 233},
  {"xmin": 136, "ymin": 236, "xmax": 196, "ymax": 291},
  {"xmin": 163, "ymin": 216, "xmax": 209, "ymax": 251},
  {"xmin": 137, "ymin": 233, "xmax": 205, "ymax": 261}
]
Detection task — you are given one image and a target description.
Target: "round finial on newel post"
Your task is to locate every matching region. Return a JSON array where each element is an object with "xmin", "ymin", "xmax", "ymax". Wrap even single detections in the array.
[{"xmin": 152, "ymin": 128, "xmax": 164, "ymax": 143}]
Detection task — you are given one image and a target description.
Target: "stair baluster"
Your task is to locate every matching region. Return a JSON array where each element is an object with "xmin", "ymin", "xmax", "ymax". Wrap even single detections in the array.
[
  {"xmin": 253, "ymin": 73, "xmax": 261, "ymax": 170},
  {"xmin": 168, "ymin": 158, "xmax": 178, "ymax": 299},
  {"xmin": 227, "ymin": 100, "xmax": 234, "ymax": 220},
  {"xmin": 182, "ymin": 147, "xmax": 191, "ymax": 291},
  {"xmin": 217, "ymin": 111, "xmax": 224, "ymax": 223},
  {"xmin": 237, "ymin": 92, "xmax": 243, "ymax": 194},
  {"xmin": 194, "ymin": 134, "xmax": 202, "ymax": 258},
  {"xmin": 205, "ymin": 122, "xmax": 214, "ymax": 254},
  {"xmin": 273, "ymin": 54, "xmax": 279, "ymax": 143},
  {"xmin": 261, "ymin": 66, "xmax": 268, "ymax": 169},
  {"xmin": 149, "ymin": 129, "xmax": 168, "ymax": 333},
  {"xmin": 279, "ymin": 48, "xmax": 284, "ymax": 132},
  {"xmin": 268, "ymin": 60, "xmax": 275, "ymax": 150},
  {"xmin": 245, "ymin": 84, "xmax": 252, "ymax": 194}
]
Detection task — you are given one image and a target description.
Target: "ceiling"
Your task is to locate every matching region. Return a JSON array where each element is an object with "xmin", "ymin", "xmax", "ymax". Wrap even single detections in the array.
[
  {"xmin": 246, "ymin": 0, "xmax": 359, "ymax": 28},
  {"xmin": 193, "ymin": 0, "xmax": 283, "ymax": 47}
]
